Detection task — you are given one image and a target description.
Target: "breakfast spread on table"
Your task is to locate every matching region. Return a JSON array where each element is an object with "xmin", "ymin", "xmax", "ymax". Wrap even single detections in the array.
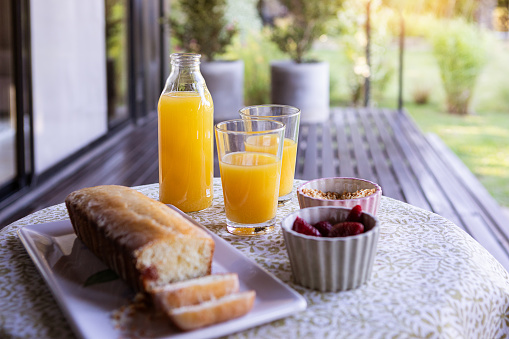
[
  {"xmin": 64, "ymin": 182, "xmax": 378, "ymax": 327},
  {"xmin": 65, "ymin": 185, "xmax": 256, "ymax": 331}
]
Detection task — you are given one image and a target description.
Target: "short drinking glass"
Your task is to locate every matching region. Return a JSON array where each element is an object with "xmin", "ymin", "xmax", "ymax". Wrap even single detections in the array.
[
  {"xmin": 215, "ymin": 119, "xmax": 285, "ymax": 236},
  {"xmin": 239, "ymin": 105, "xmax": 300, "ymax": 204}
]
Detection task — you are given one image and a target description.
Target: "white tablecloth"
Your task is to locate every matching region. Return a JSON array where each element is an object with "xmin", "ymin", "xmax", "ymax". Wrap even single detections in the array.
[{"xmin": 2, "ymin": 178, "xmax": 509, "ymax": 338}]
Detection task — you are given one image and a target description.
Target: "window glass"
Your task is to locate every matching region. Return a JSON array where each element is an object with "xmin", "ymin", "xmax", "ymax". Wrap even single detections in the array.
[
  {"xmin": 0, "ymin": 0, "xmax": 16, "ymax": 185},
  {"xmin": 106, "ymin": 0, "xmax": 129, "ymax": 126}
]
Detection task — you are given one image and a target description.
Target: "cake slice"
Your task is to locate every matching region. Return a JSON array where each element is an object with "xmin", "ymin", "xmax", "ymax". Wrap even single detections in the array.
[
  {"xmin": 150, "ymin": 273, "xmax": 239, "ymax": 309},
  {"xmin": 167, "ymin": 290, "xmax": 256, "ymax": 331}
]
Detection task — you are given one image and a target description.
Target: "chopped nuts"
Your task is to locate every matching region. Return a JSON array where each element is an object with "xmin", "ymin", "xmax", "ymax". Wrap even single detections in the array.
[{"xmin": 302, "ymin": 188, "xmax": 376, "ymax": 200}]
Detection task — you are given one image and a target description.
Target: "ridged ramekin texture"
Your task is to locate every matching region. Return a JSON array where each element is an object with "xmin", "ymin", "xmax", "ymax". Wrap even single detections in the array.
[{"xmin": 281, "ymin": 206, "xmax": 379, "ymax": 292}]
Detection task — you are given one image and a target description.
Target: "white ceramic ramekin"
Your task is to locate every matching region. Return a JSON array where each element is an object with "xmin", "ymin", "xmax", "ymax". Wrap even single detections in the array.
[
  {"xmin": 281, "ymin": 206, "xmax": 379, "ymax": 292},
  {"xmin": 297, "ymin": 177, "xmax": 382, "ymax": 215}
]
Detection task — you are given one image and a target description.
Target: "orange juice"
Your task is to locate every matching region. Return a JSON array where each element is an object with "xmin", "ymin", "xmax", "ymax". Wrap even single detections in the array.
[
  {"xmin": 219, "ymin": 152, "xmax": 281, "ymax": 224},
  {"xmin": 245, "ymin": 135, "xmax": 297, "ymax": 197},
  {"xmin": 158, "ymin": 91, "xmax": 213, "ymax": 212}
]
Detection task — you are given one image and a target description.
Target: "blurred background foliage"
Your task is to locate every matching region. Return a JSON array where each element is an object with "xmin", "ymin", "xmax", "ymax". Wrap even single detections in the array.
[
  {"xmin": 334, "ymin": 0, "xmax": 395, "ymax": 106},
  {"xmin": 430, "ymin": 18, "xmax": 487, "ymax": 115},
  {"xmin": 268, "ymin": 0, "xmax": 344, "ymax": 63},
  {"xmin": 169, "ymin": 0, "xmax": 238, "ymax": 61},
  {"xmin": 169, "ymin": 0, "xmax": 509, "ymax": 207}
]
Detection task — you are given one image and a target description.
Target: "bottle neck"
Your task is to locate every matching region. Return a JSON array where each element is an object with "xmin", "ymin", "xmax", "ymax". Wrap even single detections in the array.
[
  {"xmin": 170, "ymin": 53, "xmax": 201, "ymax": 68},
  {"xmin": 164, "ymin": 53, "xmax": 207, "ymax": 93}
]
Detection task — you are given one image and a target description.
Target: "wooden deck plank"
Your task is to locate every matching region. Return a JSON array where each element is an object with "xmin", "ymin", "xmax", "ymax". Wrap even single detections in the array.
[
  {"xmin": 0, "ymin": 124, "xmax": 135, "ymax": 223},
  {"xmin": 358, "ymin": 108, "xmax": 403, "ymax": 201},
  {"xmin": 132, "ymin": 158, "xmax": 158, "ymax": 187},
  {"xmin": 301, "ymin": 124, "xmax": 319, "ymax": 180},
  {"xmin": 370, "ymin": 109, "xmax": 430, "ymax": 209},
  {"xmin": 381, "ymin": 109, "xmax": 462, "ymax": 227},
  {"xmin": 295, "ymin": 123, "xmax": 307, "ymax": 178},
  {"xmin": 346, "ymin": 108, "xmax": 377, "ymax": 182},
  {"xmin": 332, "ymin": 109, "xmax": 355, "ymax": 177},
  {"xmin": 395, "ymin": 112, "xmax": 509, "ymax": 268},
  {"xmin": 427, "ymin": 133, "xmax": 509, "ymax": 247},
  {"xmin": 33, "ymin": 120, "xmax": 159, "ymax": 208},
  {"xmin": 396, "ymin": 113, "xmax": 509, "ymax": 263},
  {"xmin": 321, "ymin": 123, "xmax": 336, "ymax": 178}
]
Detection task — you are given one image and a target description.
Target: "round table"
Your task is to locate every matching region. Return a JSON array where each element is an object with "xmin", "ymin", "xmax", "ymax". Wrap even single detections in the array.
[{"xmin": 2, "ymin": 178, "xmax": 509, "ymax": 338}]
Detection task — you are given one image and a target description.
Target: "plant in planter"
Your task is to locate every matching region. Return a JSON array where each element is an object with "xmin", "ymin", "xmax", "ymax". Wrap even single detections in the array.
[
  {"xmin": 266, "ymin": 0, "xmax": 343, "ymax": 122},
  {"xmin": 170, "ymin": 0, "xmax": 243, "ymax": 122},
  {"xmin": 430, "ymin": 18, "xmax": 486, "ymax": 115}
]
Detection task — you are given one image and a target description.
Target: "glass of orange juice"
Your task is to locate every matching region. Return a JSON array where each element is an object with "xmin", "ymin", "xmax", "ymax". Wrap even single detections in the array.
[
  {"xmin": 239, "ymin": 105, "xmax": 300, "ymax": 204},
  {"xmin": 215, "ymin": 119, "xmax": 285, "ymax": 236}
]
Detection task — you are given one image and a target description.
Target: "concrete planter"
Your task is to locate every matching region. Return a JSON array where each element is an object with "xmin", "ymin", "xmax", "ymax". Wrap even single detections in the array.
[
  {"xmin": 201, "ymin": 60, "xmax": 244, "ymax": 123},
  {"xmin": 271, "ymin": 61, "xmax": 330, "ymax": 123}
]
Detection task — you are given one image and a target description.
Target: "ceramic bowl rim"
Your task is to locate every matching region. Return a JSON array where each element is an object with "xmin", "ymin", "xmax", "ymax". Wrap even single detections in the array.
[
  {"xmin": 281, "ymin": 206, "xmax": 379, "ymax": 242},
  {"xmin": 297, "ymin": 177, "xmax": 382, "ymax": 203}
]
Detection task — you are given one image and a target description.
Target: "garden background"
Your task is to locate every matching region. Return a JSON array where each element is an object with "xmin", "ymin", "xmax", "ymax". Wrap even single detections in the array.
[{"xmin": 169, "ymin": 0, "xmax": 509, "ymax": 210}]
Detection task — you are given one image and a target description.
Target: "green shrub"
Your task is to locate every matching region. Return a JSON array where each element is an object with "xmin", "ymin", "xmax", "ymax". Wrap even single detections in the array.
[
  {"xmin": 169, "ymin": 0, "xmax": 237, "ymax": 61},
  {"xmin": 430, "ymin": 19, "xmax": 486, "ymax": 115},
  {"xmin": 412, "ymin": 85, "xmax": 431, "ymax": 105},
  {"xmin": 268, "ymin": 0, "xmax": 343, "ymax": 63}
]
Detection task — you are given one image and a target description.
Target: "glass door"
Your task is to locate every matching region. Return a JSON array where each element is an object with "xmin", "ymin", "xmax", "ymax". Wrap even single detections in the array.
[{"xmin": 0, "ymin": 0, "xmax": 17, "ymax": 190}]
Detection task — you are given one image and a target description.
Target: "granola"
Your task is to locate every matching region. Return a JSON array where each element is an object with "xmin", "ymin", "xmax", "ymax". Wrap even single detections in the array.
[{"xmin": 302, "ymin": 188, "xmax": 376, "ymax": 200}]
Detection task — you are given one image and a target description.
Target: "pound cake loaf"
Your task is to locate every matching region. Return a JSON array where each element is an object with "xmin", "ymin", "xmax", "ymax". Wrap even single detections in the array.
[{"xmin": 65, "ymin": 185, "xmax": 215, "ymax": 292}]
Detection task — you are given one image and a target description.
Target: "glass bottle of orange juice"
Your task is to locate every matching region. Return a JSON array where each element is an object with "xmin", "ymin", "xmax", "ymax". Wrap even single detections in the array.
[{"xmin": 158, "ymin": 53, "xmax": 213, "ymax": 212}]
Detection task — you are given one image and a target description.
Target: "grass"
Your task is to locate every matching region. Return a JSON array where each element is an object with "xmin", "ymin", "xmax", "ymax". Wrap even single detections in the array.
[
  {"xmin": 317, "ymin": 37, "xmax": 509, "ymax": 207},
  {"xmin": 406, "ymin": 103, "xmax": 509, "ymax": 207}
]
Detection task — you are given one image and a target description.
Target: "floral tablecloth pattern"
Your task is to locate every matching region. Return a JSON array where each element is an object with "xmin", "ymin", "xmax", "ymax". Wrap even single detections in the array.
[{"xmin": 2, "ymin": 178, "xmax": 509, "ymax": 338}]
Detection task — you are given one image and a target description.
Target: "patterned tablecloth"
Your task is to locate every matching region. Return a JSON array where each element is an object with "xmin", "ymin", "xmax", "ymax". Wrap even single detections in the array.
[{"xmin": 2, "ymin": 178, "xmax": 509, "ymax": 338}]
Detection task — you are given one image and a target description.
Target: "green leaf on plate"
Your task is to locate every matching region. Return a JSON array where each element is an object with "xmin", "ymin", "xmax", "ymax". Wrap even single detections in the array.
[{"xmin": 84, "ymin": 269, "xmax": 119, "ymax": 287}]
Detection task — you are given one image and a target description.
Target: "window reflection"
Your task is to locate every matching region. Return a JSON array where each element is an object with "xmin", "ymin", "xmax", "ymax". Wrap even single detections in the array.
[
  {"xmin": 0, "ymin": 0, "xmax": 16, "ymax": 185},
  {"xmin": 106, "ymin": 0, "xmax": 129, "ymax": 126}
]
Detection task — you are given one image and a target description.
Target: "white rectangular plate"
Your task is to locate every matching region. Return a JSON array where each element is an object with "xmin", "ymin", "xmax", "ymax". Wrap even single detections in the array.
[{"xmin": 18, "ymin": 207, "xmax": 306, "ymax": 339}]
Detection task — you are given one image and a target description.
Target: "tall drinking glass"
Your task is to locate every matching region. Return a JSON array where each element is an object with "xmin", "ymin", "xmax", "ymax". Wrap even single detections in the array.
[
  {"xmin": 215, "ymin": 119, "xmax": 285, "ymax": 236},
  {"xmin": 239, "ymin": 105, "xmax": 300, "ymax": 204}
]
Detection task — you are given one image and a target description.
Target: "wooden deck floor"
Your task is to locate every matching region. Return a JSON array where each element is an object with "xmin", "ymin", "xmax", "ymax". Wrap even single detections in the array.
[{"xmin": 1, "ymin": 107, "xmax": 508, "ymax": 269}]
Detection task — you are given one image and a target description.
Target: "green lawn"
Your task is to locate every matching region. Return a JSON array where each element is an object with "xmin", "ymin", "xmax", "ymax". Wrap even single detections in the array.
[
  {"xmin": 406, "ymin": 103, "xmax": 509, "ymax": 207},
  {"xmin": 319, "ymin": 38, "xmax": 509, "ymax": 207}
]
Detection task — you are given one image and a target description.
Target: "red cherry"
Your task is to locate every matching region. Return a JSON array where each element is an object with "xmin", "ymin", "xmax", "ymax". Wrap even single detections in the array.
[
  {"xmin": 345, "ymin": 205, "xmax": 363, "ymax": 222},
  {"xmin": 329, "ymin": 222, "xmax": 364, "ymax": 237},
  {"xmin": 292, "ymin": 217, "xmax": 322, "ymax": 237},
  {"xmin": 313, "ymin": 221, "xmax": 333, "ymax": 236}
]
